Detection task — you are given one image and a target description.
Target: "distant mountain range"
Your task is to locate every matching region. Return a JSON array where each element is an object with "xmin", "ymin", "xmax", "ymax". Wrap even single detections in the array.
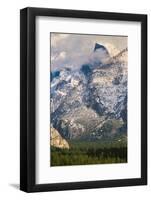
[{"xmin": 50, "ymin": 43, "xmax": 128, "ymax": 141}]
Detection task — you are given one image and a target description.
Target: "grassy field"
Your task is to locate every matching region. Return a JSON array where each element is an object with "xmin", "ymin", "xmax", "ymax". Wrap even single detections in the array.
[{"xmin": 50, "ymin": 135, "xmax": 127, "ymax": 166}]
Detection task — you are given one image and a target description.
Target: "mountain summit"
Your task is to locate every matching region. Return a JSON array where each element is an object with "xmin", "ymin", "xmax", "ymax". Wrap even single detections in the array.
[{"xmin": 94, "ymin": 43, "xmax": 109, "ymax": 53}]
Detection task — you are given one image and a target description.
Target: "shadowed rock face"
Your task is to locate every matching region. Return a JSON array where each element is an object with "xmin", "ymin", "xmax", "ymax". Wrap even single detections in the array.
[
  {"xmin": 50, "ymin": 127, "xmax": 69, "ymax": 149},
  {"xmin": 50, "ymin": 43, "xmax": 128, "ymax": 140},
  {"xmin": 94, "ymin": 43, "xmax": 109, "ymax": 54}
]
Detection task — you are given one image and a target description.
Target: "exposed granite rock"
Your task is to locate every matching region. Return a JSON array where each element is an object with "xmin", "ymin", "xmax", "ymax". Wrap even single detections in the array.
[{"xmin": 50, "ymin": 127, "xmax": 69, "ymax": 149}]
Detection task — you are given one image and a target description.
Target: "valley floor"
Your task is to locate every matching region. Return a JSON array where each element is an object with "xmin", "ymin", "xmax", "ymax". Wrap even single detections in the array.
[{"xmin": 50, "ymin": 136, "xmax": 127, "ymax": 166}]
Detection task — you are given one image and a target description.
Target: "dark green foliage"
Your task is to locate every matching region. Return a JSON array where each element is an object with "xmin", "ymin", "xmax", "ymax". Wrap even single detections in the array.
[{"xmin": 51, "ymin": 136, "xmax": 127, "ymax": 166}]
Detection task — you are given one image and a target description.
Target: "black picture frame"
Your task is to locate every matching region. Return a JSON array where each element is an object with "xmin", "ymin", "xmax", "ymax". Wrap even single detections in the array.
[{"xmin": 20, "ymin": 7, "xmax": 147, "ymax": 192}]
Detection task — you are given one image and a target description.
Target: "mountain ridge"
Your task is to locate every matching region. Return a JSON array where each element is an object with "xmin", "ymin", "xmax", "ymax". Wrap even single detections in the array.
[{"xmin": 50, "ymin": 43, "xmax": 128, "ymax": 140}]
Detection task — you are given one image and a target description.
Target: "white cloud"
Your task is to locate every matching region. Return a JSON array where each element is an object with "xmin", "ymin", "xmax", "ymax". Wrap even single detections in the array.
[
  {"xmin": 51, "ymin": 33, "xmax": 69, "ymax": 47},
  {"xmin": 59, "ymin": 51, "xmax": 66, "ymax": 59},
  {"xmin": 51, "ymin": 33, "xmax": 127, "ymax": 70},
  {"xmin": 105, "ymin": 43, "xmax": 120, "ymax": 57}
]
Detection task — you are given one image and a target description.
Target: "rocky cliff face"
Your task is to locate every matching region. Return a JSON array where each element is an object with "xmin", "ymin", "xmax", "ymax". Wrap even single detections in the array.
[
  {"xmin": 50, "ymin": 44, "xmax": 128, "ymax": 140},
  {"xmin": 50, "ymin": 127, "xmax": 69, "ymax": 149}
]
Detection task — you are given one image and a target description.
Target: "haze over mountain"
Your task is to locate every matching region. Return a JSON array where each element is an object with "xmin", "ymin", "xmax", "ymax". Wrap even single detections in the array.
[{"xmin": 51, "ymin": 33, "xmax": 127, "ymax": 70}]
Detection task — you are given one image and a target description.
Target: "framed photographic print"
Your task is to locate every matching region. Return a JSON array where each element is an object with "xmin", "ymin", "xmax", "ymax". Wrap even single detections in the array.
[{"xmin": 20, "ymin": 7, "xmax": 147, "ymax": 192}]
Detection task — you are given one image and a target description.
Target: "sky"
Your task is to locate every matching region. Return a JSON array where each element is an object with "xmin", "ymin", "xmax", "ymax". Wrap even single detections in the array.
[{"xmin": 50, "ymin": 33, "xmax": 127, "ymax": 71}]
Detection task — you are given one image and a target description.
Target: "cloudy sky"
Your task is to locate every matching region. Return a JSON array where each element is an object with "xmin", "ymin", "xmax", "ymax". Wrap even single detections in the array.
[{"xmin": 50, "ymin": 33, "xmax": 127, "ymax": 71}]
